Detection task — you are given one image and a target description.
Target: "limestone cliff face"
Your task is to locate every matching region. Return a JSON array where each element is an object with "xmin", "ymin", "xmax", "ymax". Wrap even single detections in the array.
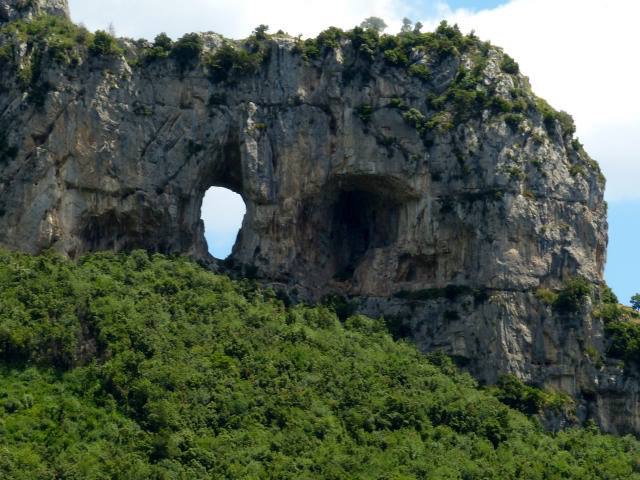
[
  {"xmin": 0, "ymin": 0, "xmax": 68, "ymax": 23},
  {"xmin": 0, "ymin": 4, "xmax": 636, "ymax": 433}
]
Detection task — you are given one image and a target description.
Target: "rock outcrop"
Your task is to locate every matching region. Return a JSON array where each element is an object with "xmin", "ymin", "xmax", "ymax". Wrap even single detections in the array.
[
  {"xmin": 0, "ymin": 0, "xmax": 68, "ymax": 23},
  {"xmin": 0, "ymin": 3, "xmax": 637, "ymax": 433}
]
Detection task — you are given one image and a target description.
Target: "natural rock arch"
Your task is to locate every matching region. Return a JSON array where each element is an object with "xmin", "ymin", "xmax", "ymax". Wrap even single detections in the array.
[{"xmin": 3, "ymin": 1, "xmax": 637, "ymax": 434}]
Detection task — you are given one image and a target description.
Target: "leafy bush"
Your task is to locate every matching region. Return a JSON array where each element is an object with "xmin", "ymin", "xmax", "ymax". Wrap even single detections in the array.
[
  {"xmin": 554, "ymin": 277, "xmax": 592, "ymax": 314},
  {"xmin": 505, "ymin": 165, "xmax": 525, "ymax": 180},
  {"xmin": 89, "ymin": 30, "xmax": 121, "ymax": 57},
  {"xmin": 500, "ymin": 54, "xmax": 520, "ymax": 74},
  {"xmin": 383, "ymin": 45, "xmax": 409, "ymax": 66},
  {"xmin": 1, "ymin": 250, "xmax": 640, "ymax": 478},
  {"xmin": 252, "ymin": 24, "xmax": 269, "ymax": 41},
  {"xmin": 491, "ymin": 375, "xmax": 549, "ymax": 415},
  {"xmin": 381, "ymin": 22, "xmax": 463, "ymax": 67},
  {"xmin": 556, "ymin": 110, "xmax": 576, "ymax": 137},
  {"xmin": 492, "ymin": 96, "xmax": 513, "ymax": 113},
  {"xmin": 292, "ymin": 37, "xmax": 320, "ymax": 60},
  {"xmin": 144, "ymin": 32, "xmax": 173, "ymax": 62},
  {"xmin": 206, "ymin": 43, "xmax": 263, "ymax": 83},
  {"xmin": 606, "ymin": 321, "xmax": 640, "ymax": 365},
  {"xmin": 356, "ymin": 103, "xmax": 374, "ymax": 123},
  {"xmin": 536, "ymin": 287, "xmax": 558, "ymax": 305},
  {"xmin": 408, "ymin": 63, "xmax": 430, "ymax": 80},
  {"xmin": 347, "ymin": 26, "xmax": 379, "ymax": 59},
  {"xmin": 422, "ymin": 52, "xmax": 518, "ymax": 127},
  {"xmin": 316, "ymin": 26, "xmax": 344, "ymax": 51},
  {"xmin": 388, "ymin": 96, "xmax": 407, "ymax": 110},
  {"xmin": 536, "ymin": 279, "xmax": 594, "ymax": 314},
  {"xmin": 1, "ymin": 15, "xmax": 90, "ymax": 62},
  {"xmin": 569, "ymin": 164, "xmax": 585, "ymax": 177},
  {"xmin": 347, "ymin": 20, "xmax": 471, "ymax": 75},
  {"xmin": 426, "ymin": 111, "xmax": 454, "ymax": 132},
  {"xmin": 0, "ymin": 43, "xmax": 12, "ymax": 64},
  {"xmin": 602, "ymin": 285, "xmax": 620, "ymax": 305},
  {"xmin": 170, "ymin": 32, "xmax": 203, "ymax": 70},
  {"xmin": 599, "ymin": 290, "xmax": 640, "ymax": 365},
  {"xmin": 359, "ymin": 16, "xmax": 387, "ymax": 33},
  {"xmin": 403, "ymin": 107, "xmax": 427, "ymax": 130},
  {"xmin": 293, "ymin": 27, "xmax": 346, "ymax": 61},
  {"xmin": 492, "ymin": 376, "xmax": 575, "ymax": 418},
  {"xmin": 632, "ymin": 294, "xmax": 640, "ymax": 311},
  {"xmin": 594, "ymin": 302, "xmax": 625, "ymax": 323},
  {"xmin": 535, "ymin": 98, "xmax": 576, "ymax": 137},
  {"xmin": 504, "ymin": 113, "xmax": 524, "ymax": 131}
]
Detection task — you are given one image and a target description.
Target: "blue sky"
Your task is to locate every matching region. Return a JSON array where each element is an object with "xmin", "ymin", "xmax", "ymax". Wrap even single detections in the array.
[
  {"xmin": 201, "ymin": 188, "xmax": 245, "ymax": 260},
  {"xmin": 606, "ymin": 201, "xmax": 640, "ymax": 305},
  {"xmin": 435, "ymin": 0, "xmax": 504, "ymax": 8},
  {"xmin": 69, "ymin": 0, "xmax": 639, "ymax": 303}
]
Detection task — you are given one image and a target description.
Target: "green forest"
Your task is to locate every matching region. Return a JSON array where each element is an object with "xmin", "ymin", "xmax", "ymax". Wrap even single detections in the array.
[{"xmin": 0, "ymin": 250, "xmax": 639, "ymax": 479}]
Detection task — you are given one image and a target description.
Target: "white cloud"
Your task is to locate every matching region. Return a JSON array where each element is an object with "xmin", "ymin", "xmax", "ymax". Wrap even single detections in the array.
[{"xmin": 422, "ymin": 0, "xmax": 640, "ymax": 201}]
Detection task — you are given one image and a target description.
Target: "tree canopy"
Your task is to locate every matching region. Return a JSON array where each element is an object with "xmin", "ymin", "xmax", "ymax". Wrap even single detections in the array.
[
  {"xmin": 0, "ymin": 250, "xmax": 639, "ymax": 478},
  {"xmin": 360, "ymin": 16, "xmax": 388, "ymax": 33}
]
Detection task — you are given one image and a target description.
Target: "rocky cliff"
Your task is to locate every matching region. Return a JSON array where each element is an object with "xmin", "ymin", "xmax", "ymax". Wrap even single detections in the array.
[
  {"xmin": 0, "ymin": 0, "xmax": 637, "ymax": 434},
  {"xmin": 0, "ymin": 0, "xmax": 68, "ymax": 23}
]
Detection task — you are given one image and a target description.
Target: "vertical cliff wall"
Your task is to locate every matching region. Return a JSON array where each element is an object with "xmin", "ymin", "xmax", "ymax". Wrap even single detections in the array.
[{"xmin": 0, "ymin": 0, "xmax": 68, "ymax": 22}]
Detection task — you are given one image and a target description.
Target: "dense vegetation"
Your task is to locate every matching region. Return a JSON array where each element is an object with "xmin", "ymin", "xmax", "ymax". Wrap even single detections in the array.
[
  {"xmin": 0, "ymin": 250, "xmax": 639, "ymax": 479},
  {"xmin": 88, "ymin": 30, "xmax": 121, "ymax": 57},
  {"xmin": 170, "ymin": 32, "xmax": 203, "ymax": 71},
  {"xmin": 535, "ymin": 277, "xmax": 605, "ymax": 315},
  {"xmin": 534, "ymin": 279, "xmax": 640, "ymax": 369},
  {"xmin": 595, "ymin": 289, "xmax": 640, "ymax": 370}
]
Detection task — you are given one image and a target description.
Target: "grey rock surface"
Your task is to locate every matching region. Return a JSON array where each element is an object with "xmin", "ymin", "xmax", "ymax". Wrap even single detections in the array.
[
  {"xmin": 0, "ymin": 0, "xmax": 69, "ymax": 23},
  {"xmin": 0, "ymin": 11, "xmax": 636, "ymax": 434}
]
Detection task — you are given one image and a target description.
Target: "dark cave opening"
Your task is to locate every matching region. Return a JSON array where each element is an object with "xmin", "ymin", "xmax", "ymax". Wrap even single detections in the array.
[{"xmin": 331, "ymin": 189, "xmax": 400, "ymax": 281}]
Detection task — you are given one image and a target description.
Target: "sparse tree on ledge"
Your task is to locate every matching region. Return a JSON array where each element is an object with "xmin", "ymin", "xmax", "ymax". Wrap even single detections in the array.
[
  {"xmin": 631, "ymin": 293, "xmax": 640, "ymax": 311},
  {"xmin": 401, "ymin": 17, "xmax": 413, "ymax": 33},
  {"xmin": 253, "ymin": 24, "xmax": 269, "ymax": 40},
  {"xmin": 360, "ymin": 16, "xmax": 387, "ymax": 33}
]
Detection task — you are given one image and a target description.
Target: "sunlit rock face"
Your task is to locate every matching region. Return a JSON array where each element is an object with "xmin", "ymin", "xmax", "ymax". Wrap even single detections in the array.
[
  {"xmin": 2, "ymin": 7, "xmax": 635, "ymax": 434},
  {"xmin": 0, "ymin": 0, "xmax": 69, "ymax": 23}
]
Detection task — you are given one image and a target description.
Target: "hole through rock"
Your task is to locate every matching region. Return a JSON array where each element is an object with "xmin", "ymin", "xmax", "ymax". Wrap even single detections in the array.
[{"xmin": 201, "ymin": 186, "xmax": 246, "ymax": 259}]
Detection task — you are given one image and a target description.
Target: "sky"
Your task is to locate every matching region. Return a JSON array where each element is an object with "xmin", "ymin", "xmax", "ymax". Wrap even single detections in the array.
[
  {"xmin": 201, "ymin": 188, "xmax": 246, "ymax": 259},
  {"xmin": 68, "ymin": 0, "xmax": 639, "ymax": 302}
]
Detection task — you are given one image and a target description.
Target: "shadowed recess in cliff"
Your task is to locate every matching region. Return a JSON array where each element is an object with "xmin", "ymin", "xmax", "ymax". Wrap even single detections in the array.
[
  {"xmin": 331, "ymin": 190, "xmax": 401, "ymax": 281},
  {"xmin": 201, "ymin": 187, "xmax": 246, "ymax": 259},
  {"xmin": 327, "ymin": 175, "xmax": 414, "ymax": 283}
]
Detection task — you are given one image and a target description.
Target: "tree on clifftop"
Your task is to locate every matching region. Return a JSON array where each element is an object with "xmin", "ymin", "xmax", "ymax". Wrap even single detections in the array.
[
  {"xmin": 360, "ymin": 16, "xmax": 387, "ymax": 33},
  {"xmin": 631, "ymin": 293, "xmax": 640, "ymax": 311}
]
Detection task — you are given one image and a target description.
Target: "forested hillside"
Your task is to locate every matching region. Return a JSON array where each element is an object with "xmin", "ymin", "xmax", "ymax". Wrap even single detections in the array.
[{"xmin": 0, "ymin": 251, "xmax": 639, "ymax": 479}]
